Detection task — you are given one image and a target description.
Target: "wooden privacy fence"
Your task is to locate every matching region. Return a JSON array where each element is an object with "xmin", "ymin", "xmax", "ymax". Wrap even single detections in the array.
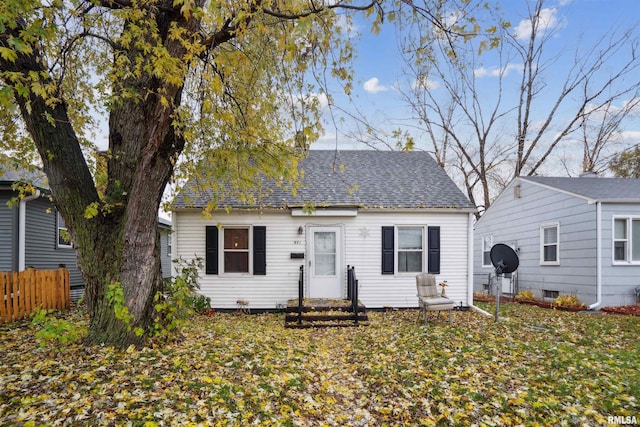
[{"xmin": 0, "ymin": 268, "xmax": 70, "ymax": 323}]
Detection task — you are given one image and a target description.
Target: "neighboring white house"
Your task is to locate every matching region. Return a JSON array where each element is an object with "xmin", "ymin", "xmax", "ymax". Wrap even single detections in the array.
[
  {"xmin": 172, "ymin": 150, "xmax": 477, "ymax": 310},
  {"xmin": 474, "ymin": 175, "xmax": 640, "ymax": 308}
]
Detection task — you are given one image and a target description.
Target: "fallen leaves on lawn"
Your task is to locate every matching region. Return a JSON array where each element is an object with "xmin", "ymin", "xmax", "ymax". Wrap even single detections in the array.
[
  {"xmin": 602, "ymin": 305, "xmax": 640, "ymax": 316},
  {"xmin": 1, "ymin": 303, "xmax": 638, "ymax": 426}
]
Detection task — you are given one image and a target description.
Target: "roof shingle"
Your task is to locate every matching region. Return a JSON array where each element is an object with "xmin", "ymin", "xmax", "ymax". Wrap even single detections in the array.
[
  {"xmin": 522, "ymin": 176, "xmax": 640, "ymax": 201},
  {"xmin": 173, "ymin": 150, "xmax": 475, "ymax": 210}
]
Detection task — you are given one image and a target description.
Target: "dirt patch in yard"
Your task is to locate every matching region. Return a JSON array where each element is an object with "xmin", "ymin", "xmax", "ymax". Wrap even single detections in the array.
[{"xmin": 601, "ymin": 305, "xmax": 640, "ymax": 316}]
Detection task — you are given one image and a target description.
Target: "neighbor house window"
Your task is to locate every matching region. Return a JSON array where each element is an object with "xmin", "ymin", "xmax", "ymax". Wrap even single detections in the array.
[
  {"xmin": 613, "ymin": 217, "xmax": 640, "ymax": 263},
  {"xmin": 224, "ymin": 228, "xmax": 249, "ymax": 273},
  {"xmin": 167, "ymin": 234, "xmax": 172, "ymax": 257},
  {"xmin": 398, "ymin": 227, "xmax": 424, "ymax": 272},
  {"xmin": 482, "ymin": 235, "xmax": 493, "ymax": 267},
  {"xmin": 540, "ymin": 222, "xmax": 559, "ymax": 265},
  {"xmin": 57, "ymin": 212, "xmax": 72, "ymax": 248}
]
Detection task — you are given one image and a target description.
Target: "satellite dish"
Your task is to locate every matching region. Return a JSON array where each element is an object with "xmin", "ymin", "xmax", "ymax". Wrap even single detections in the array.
[
  {"xmin": 490, "ymin": 243, "xmax": 519, "ymax": 275},
  {"xmin": 489, "ymin": 243, "xmax": 520, "ymax": 323}
]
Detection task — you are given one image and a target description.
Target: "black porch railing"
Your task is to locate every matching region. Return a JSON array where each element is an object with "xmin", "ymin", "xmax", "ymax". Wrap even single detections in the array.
[
  {"xmin": 288, "ymin": 264, "xmax": 365, "ymax": 328},
  {"xmin": 347, "ymin": 265, "xmax": 359, "ymax": 325},
  {"xmin": 298, "ymin": 265, "xmax": 304, "ymax": 325}
]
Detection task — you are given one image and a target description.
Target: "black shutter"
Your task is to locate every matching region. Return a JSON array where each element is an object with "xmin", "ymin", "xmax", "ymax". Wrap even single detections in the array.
[
  {"xmin": 427, "ymin": 226, "xmax": 440, "ymax": 274},
  {"xmin": 205, "ymin": 226, "xmax": 218, "ymax": 275},
  {"xmin": 382, "ymin": 226, "xmax": 394, "ymax": 274},
  {"xmin": 253, "ymin": 226, "xmax": 266, "ymax": 275}
]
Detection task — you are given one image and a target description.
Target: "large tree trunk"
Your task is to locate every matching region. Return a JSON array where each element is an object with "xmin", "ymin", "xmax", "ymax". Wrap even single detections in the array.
[{"xmin": 1, "ymin": 8, "xmax": 195, "ymax": 347}]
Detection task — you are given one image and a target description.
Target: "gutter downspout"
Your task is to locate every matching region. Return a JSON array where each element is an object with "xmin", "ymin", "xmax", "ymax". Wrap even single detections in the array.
[
  {"xmin": 19, "ymin": 189, "xmax": 41, "ymax": 271},
  {"xmin": 467, "ymin": 212, "xmax": 492, "ymax": 317},
  {"xmin": 589, "ymin": 201, "xmax": 602, "ymax": 310}
]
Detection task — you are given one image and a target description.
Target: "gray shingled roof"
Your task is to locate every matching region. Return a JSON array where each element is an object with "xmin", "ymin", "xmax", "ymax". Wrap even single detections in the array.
[
  {"xmin": 0, "ymin": 168, "xmax": 48, "ymax": 189},
  {"xmin": 173, "ymin": 150, "xmax": 476, "ymax": 210},
  {"xmin": 522, "ymin": 176, "xmax": 640, "ymax": 201}
]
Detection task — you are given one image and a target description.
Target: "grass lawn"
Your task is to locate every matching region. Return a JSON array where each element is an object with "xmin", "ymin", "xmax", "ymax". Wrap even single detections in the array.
[{"xmin": 1, "ymin": 303, "xmax": 638, "ymax": 426}]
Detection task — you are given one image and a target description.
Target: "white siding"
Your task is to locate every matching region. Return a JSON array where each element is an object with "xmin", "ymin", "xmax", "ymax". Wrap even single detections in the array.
[{"xmin": 173, "ymin": 209, "xmax": 471, "ymax": 309}]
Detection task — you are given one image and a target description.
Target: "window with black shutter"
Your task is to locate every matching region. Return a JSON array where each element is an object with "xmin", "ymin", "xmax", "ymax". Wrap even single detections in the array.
[
  {"xmin": 205, "ymin": 225, "xmax": 267, "ymax": 275},
  {"xmin": 381, "ymin": 226, "xmax": 394, "ymax": 274},
  {"xmin": 205, "ymin": 226, "xmax": 218, "ymax": 275},
  {"xmin": 427, "ymin": 226, "xmax": 440, "ymax": 274},
  {"xmin": 253, "ymin": 226, "xmax": 266, "ymax": 275}
]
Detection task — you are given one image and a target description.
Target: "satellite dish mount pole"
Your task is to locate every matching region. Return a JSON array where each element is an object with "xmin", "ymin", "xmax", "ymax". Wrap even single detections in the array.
[
  {"xmin": 489, "ymin": 244, "xmax": 519, "ymax": 323},
  {"xmin": 494, "ymin": 261, "xmax": 506, "ymax": 322}
]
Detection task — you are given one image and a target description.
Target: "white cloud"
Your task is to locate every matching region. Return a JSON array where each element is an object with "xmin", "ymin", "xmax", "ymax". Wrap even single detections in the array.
[
  {"xmin": 620, "ymin": 130, "xmax": 640, "ymax": 142},
  {"xmin": 363, "ymin": 77, "xmax": 389, "ymax": 94},
  {"xmin": 313, "ymin": 92, "xmax": 330, "ymax": 109},
  {"xmin": 334, "ymin": 14, "xmax": 359, "ymax": 39},
  {"xmin": 473, "ymin": 63, "xmax": 524, "ymax": 78},
  {"xmin": 412, "ymin": 76, "xmax": 440, "ymax": 91},
  {"xmin": 291, "ymin": 92, "xmax": 329, "ymax": 110},
  {"xmin": 513, "ymin": 8, "xmax": 564, "ymax": 40},
  {"xmin": 444, "ymin": 10, "xmax": 462, "ymax": 28},
  {"xmin": 622, "ymin": 98, "xmax": 640, "ymax": 116}
]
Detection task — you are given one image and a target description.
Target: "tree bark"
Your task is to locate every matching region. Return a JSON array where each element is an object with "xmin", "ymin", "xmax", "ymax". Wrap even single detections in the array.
[{"xmin": 1, "ymin": 7, "xmax": 196, "ymax": 347}]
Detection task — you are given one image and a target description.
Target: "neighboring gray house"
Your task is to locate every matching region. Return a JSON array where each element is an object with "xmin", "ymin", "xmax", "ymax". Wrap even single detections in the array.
[
  {"xmin": 474, "ymin": 175, "xmax": 640, "ymax": 308},
  {"xmin": 0, "ymin": 169, "xmax": 84, "ymax": 300},
  {"xmin": 1, "ymin": 169, "xmax": 173, "ymax": 301},
  {"xmin": 159, "ymin": 216, "xmax": 173, "ymax": 278},
  {"xmin": 172, "ymin": 150, "xmax": 477, "ymax": 310}
]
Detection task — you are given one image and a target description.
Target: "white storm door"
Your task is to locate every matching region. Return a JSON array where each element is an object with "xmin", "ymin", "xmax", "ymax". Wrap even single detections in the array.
[{"xmin": 309, "ymin": 226, "xmax": 342, "ymax": 299}]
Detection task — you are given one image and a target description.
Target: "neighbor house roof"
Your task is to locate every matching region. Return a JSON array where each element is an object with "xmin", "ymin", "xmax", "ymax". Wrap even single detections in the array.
[
  {"xmin": 522, "ymin": 176, "xmax": 640, "ymax": 202},
  {"xmin": 173, "ymin": 150, "xmax": 476, "ymax": 211},
  {"xmin": 0, "ymin": 168, "xmax": 48, "ymax": 189}
]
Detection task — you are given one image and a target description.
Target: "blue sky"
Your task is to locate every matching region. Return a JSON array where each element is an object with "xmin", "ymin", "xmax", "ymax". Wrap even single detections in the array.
[{"xmin": 312, "ymin": 0, "xmax": 640, "ymax": 175}]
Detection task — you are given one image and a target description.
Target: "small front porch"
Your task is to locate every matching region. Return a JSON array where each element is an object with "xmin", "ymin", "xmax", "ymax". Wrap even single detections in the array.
[
  {"xmin": 285, "ymin": 264, "xmax": 367, "ymax": 328},
  {"xmin": 284, "ymin": 298, "xmax": 369, "ymax": 328}
]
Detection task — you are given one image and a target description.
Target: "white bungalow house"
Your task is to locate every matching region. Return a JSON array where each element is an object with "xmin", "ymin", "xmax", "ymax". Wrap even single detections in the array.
[
  {"xmin": 171, "ymin": 150, "xmax": 477, "ymax": 310},
  {"xmin": 474, "ymin": 175, "xmax": 640, "ymax": 308}
]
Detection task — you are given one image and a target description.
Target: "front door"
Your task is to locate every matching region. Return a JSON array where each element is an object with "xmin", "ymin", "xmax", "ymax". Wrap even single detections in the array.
[{"xmin": 308, "ymin": 226, "xmax": 342, "ymax": 299}]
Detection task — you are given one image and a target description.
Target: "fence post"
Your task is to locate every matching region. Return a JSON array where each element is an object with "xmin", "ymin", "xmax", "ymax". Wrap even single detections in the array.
[
  {"xmin": 60, "ymin": 268, "xmax": 70, "ymax": 309},
  {"xmin": 0, "ymin": 272, "xmax": 7, "ymax": 323},
  {"xmin": 12, "ymin": 271, "xmax": 20, "ymax": 321}
]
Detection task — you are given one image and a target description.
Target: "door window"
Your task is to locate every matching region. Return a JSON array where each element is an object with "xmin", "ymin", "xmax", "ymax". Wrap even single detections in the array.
[{"xmin": 314, "ymin": 231, "xmax": 336, "ymax": 276}]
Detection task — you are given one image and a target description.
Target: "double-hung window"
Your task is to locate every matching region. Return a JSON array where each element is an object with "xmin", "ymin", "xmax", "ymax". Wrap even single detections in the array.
[
  {"xmin": 397, "ymin": 227, "xmax": 424, "ymax": 272},
  {"xmin": 482, "ymin": 235, "xmax": 493, "ymax": 267},
  {"xmin": 613, "ymin": 217, "xmax": 640, "ymax": 263},
  {"xmin": 540, "ymin": 222, "xmax": 559, "ymax": 265},
  {"xmin": 224, "ymin": 228, "xmax": 250, "ymax": 273},
  {"xmin": 382, "ymin": 226, "xmax": 440, "ymax": 274},
  {"xmin": 57, "ymin": 212, "xmax": 72, "ymax": 248},
  {"xmin": 205, "ymin": 226, "xmax": 266, "ymax": 275}
]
